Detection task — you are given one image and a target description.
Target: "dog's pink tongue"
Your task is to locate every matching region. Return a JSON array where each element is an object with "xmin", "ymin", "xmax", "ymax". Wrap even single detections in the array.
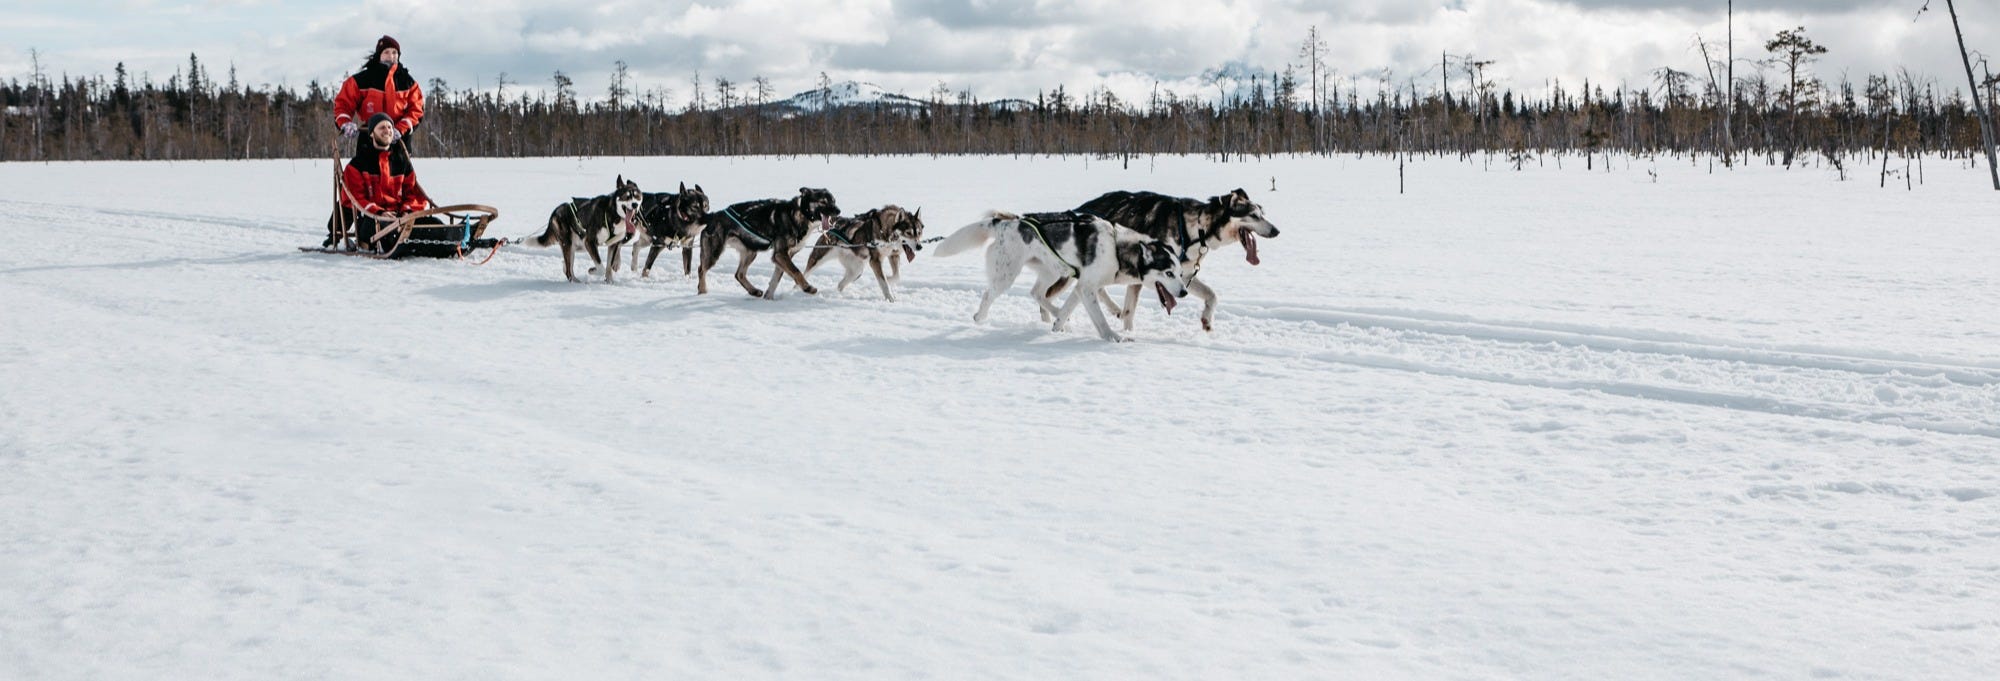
[
  {"xmin": 902, "ymin": 244, "xmax": 917, "ymax": 261},
  {"xmin": 1242, "ymin": 232, "xmax": 1261, "ymax": 265},
  {"xmin": 1156, "ymin": 282, "xmax": 1177, "ymax": 315}
]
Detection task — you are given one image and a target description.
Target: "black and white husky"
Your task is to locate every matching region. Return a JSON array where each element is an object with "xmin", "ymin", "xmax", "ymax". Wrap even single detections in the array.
[
  {"xmin": 932, "ymin": 210, "xmax": 1188, "ymax": 343},
  {"xmin": 517, "ymin": 176, "xmax": 644, "ymax": 283},
  {"xmin": 629, "ymin": 183, "xmax": 710, "ymax": 278},
  {"xmin": 802, "ymin": 205, "xmax": 926, "ymax": 301},
  {"xmin": 1069, "ymin": 189, "xmax": 1280, "ymax": 331},
  {"xmin": 696, "ymin": 188, "xmax": 841, "ymax": 299}
]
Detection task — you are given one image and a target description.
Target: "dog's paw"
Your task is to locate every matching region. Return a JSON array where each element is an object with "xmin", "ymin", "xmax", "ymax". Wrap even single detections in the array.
[{"xmin": 1105, "ymin": 334, "xmax": 1133, "ymax": 343}]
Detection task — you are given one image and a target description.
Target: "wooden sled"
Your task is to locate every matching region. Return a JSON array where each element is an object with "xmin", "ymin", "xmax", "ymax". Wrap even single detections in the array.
[{"xmin": 300, "ymin": 204, "xmax": 502, "ymax": 260}]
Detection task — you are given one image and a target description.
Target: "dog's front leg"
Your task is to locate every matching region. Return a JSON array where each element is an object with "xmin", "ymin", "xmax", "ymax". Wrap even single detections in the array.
[
  {"xmin": 585, "ymin": 240, "xmax": 605, "ymax": 277},
  {"xmin": 604, "ymin": 241, "xmax": 622, "ymax": 283},
  {"xmin": 1118, "ymin": 284, "xmax": 1142, "ymax": 331},
  {"xmin": 888, "ymin": 252, "xmax": 903, "ymax": 282},
  {"xmin": 683, "ymin": 248, "xmax": 695, "ymax": 277},
  {"xmin": 1188, "ymin": 276, "xmax": 1218, "ymax": 332},
  {"xmin": 697, "ymin": 238, "xmax": 722, "ymax": 294},
  {"xmin": 1080, "ymin": 285, "xmax": 1128, "ymax": 342},
  {"xmin": 641, "ymin": 245, "xmax": 664, "ymax": 278}
]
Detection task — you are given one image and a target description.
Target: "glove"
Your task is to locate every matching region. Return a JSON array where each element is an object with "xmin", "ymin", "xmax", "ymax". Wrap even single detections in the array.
[
  {"xmin": 340, "ymin": 122, "xmax": 359, "ymax": 138},
  {"xmin": 390, "ymin": 127, "xmax": 403, "ymax": 142}
]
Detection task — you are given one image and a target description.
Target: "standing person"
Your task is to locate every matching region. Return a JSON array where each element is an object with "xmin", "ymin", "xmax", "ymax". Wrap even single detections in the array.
[{"xmin": 334, "ymin": 35, "xmax": 424, "ymax": 154}]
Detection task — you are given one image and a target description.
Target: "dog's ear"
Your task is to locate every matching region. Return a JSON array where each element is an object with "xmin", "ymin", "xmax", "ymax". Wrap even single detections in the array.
[
  {"xmin": 679, "ymin": 181, "xmax": 687, "ymax": 193},
  {"xmin": 694, "ymin": 184, "xmax": 704, "ymax": 193},
  {"xmin": 913, "ymin": 208, "xmax": 921, "ymax": 219},
  {"xmin": 617, "ymin": 174, "xmax": 624, "ymax": 187}
]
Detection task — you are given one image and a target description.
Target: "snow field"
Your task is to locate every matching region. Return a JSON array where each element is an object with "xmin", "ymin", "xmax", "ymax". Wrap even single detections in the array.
[{"xmin": 1, "ymin": 153, "xmax": 1996, "ymax": 680}]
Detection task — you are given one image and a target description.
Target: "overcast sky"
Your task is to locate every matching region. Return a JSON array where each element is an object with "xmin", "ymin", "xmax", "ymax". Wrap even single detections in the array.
[{"xmin": 4, "ymin": 1, "xmax": 1993, "ymax": 105}]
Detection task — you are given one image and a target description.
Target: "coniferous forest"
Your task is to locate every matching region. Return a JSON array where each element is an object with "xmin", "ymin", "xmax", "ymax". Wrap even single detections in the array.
[{"xmin": 6, "ymin": 25, "xmax": 1998, "ymax": 173}]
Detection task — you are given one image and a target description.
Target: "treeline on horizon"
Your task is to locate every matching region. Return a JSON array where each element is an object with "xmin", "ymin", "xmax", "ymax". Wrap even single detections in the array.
[{"xmin": 4, "ymin": 25, "xmax": 1998, "ymax": 169}]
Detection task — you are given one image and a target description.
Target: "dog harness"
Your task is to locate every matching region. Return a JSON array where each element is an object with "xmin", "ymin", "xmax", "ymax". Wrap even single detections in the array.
[
  {"xmin": 824, "ymin": 221, "xmax": 857, "ymax": 246},
  {"xmin": 721, "ymin": 206, "xmax": 770, "ymax": 244},
  {"xmin": 1020, "ymin": 213, "xmax": 1083, "ymax": 277}
]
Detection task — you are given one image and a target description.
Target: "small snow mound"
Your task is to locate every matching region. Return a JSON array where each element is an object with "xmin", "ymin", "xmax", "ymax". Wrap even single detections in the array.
[{"xmin": 1943, "ymin": 488, "xmax": 1992, "ymax": 502}]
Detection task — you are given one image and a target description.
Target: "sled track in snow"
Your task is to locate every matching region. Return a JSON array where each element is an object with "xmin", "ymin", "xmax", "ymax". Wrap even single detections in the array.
[
  {"xmin": 14, "ymin": 197, "xmax": 1993, "ymax": 441},
  {"xmin": 1192, "ymin": 303, "xmax": 2000, "ymax": 440}
]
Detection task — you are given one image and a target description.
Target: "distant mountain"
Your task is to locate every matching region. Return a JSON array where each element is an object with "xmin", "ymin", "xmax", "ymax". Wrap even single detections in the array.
[
  {"xmin": 772, "ymin": 81, "xmax": 928, "ymax": 114},
  {"xmin": 751, "ymin": 81, "xmax": 1037, "ymax": 117}
]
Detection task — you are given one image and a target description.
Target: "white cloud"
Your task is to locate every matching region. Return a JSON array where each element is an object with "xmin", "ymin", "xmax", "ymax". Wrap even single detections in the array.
[{"xmin": 4, "ymin": 0, "xmax": 1993, "ymax": 106}]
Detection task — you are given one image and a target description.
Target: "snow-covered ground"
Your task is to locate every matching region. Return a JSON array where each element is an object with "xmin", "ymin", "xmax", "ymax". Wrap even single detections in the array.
[{"xmin": 2, "ymin": 153, "xmax": 1996, "ymax": 680}]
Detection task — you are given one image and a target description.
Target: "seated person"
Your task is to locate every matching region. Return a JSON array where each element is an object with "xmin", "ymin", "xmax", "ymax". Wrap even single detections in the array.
[
  {"xmin": 338, "ymin": 113, "xmax": 496, "ymax": 256},
  {"xmin": 342, "ymin": 113, "xmax": 434, "ymax": 251}
]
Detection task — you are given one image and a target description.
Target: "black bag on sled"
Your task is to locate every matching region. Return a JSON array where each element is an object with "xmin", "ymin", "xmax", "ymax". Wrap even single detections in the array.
[{"xmin": 354, "ymin": 215, "xmax": 489, "ymax": 259}]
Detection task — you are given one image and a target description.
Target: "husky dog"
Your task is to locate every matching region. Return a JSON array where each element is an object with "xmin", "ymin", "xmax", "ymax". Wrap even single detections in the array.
[
  {"xmin": 1064, "ymin": 189, "xmax": 1280, "ymax": 332},
  {"xmin": 629, "ymin": 183, "xmax": 710, "ymax": 278},
  {"xmin": 931, "ymin": 210, "xmax": 1188, "ymax": 343},
  {"xmin": 517, "ymin": 176, "xmax": 643, "ymax": 283},
  {"xmin": 802, "ymin": 205, "xmax": 927, "ymax": 301},
  {"xmin": 696, "ymin": 188, "xmax": 841, "ymax": 299}
]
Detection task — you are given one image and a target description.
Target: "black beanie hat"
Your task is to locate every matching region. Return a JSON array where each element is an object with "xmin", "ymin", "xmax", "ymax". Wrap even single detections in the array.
[
  {"xmin": 364, "ymin": 112, "xmax": 395, "ymax": 133},
  {"xmin": 375, "ymin": 35, "xmax": 401, "ymax": 59}
]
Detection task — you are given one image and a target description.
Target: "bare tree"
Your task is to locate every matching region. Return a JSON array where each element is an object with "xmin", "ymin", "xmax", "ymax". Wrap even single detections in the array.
[
  {"xmin": 1943, "ymin": 0, "xmax": 1999, "ymax": 189},
  {"xmin": 1298, "ymin": 25, "xmax": 1328, "ymax": 152},
  {"xmin": 608, "ymin": 60, "xmax": 631, "ymax": 110}
]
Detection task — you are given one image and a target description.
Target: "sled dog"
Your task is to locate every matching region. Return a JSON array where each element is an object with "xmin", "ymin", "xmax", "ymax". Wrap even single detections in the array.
[
  {"xmin": 931, "ymin": 210, "xmax": 1188, "ymax": 342},
  {"xmin": 696, "ymin": 188, "xmax": 841, "ymax": 299},
  {"xmin": 802, "ymin": 205, "xmax": 927, "ymax": 301},
  {"xmin": 630, "ymin": 183, "xmax": 710, "ymax": 278},
  {"xmin": 518, "ymin": 176, "xmax": 644, "ymax": 283},
  {"xmin": 1065, "ymin": 189, "xmax": 1279, "ymax": 331}
]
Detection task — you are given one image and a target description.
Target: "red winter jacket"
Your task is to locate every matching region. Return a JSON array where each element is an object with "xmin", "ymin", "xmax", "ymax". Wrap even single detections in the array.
[
  {"xmin": 341, "ymin": 146, "xmax": 431, "ymax": 216},
  {"xmin": 334, "ymin": 62, "xmax": 425, "ymax": 134}
]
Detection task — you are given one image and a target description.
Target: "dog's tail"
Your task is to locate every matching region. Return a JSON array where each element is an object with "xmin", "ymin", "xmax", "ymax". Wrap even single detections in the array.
[
  {"xmin": 516, "ymin": 215, "xmax": 561, "ymax": 248},
  {"xmin": 930, "ymin": 211, "xmax": 1012, "ymax": 258}
]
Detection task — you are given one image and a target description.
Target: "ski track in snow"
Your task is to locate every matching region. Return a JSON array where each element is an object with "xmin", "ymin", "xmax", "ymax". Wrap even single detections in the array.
[{"xmin": 2, "ymin": 156, "xmax": 1997, "ymax": 681}]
